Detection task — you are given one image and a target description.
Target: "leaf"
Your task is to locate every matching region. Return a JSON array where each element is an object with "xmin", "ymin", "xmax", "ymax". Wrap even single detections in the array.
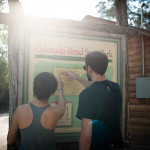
[{"xmin": 96, "ymin": 0, "xmax": 150, "ymax": 29}]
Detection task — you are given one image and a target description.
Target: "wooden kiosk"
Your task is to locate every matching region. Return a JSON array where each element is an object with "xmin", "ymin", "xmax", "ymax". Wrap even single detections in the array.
[{"xmin": 2, "ymin": 1, "xmax": 150, "ymax": 149}]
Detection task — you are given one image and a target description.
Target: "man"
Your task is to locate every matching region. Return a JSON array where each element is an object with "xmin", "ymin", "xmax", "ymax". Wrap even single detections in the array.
[
  {"xmin": 63, "ymin": 51, "xmax": 124, "ymax": 150},
  {"xmin": 7, "ymin": 72, "xmax": 66, "ymax": 150}
]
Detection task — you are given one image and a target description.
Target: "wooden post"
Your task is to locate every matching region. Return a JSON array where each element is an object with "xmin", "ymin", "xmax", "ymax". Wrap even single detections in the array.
[{"xmin": 8, "ymin": 0, "xmax": 23, "ymax": 126}]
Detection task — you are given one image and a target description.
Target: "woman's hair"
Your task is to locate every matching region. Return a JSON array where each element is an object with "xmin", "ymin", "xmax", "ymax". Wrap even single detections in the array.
[
  {"xmin": 85, "ymin": 51, "xmax": 108, "ymax": 75},
  {"xmin": 33, "ymin": 72, "xmax": 58, "ymax": 100}
]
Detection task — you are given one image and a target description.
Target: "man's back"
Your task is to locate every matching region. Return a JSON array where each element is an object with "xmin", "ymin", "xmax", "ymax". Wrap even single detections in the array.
[{"xmin": 76, "ymin": 80, "xmax": 123, "ymax": 149}]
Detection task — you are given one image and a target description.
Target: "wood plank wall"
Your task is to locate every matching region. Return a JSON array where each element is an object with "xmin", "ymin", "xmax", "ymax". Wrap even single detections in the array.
[
  {"xmin": 145, "ymin": 36, "xmax": 150, "ymax": 77},
  {"xmin": 128, "ymin": 35, "xmax": 150, "ymax": 147}
]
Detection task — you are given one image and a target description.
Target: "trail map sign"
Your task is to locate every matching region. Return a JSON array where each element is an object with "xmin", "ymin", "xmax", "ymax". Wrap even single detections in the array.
[{"xmin": 23, "ymin": 27, "xmax": 121, "ymax": 137}]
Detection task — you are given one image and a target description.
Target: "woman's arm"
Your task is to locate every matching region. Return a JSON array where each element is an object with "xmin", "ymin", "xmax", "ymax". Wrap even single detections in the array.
[
  {"xmin": 56, "ymin": 73, "xmax": 66, "ymax": 118},
  {"xmin": 7, "ymin": 108, "xmax": 19, "ymax": 145}
]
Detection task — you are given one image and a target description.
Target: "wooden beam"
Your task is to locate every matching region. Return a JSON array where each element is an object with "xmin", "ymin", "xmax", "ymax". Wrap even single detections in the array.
[
  {"xmin": 0, "ymin": 13, "xmax": 139, "ymax": 37},
  {"xmin": 129, "ymin": 105, "xmax": 150, "ymax": 112},
  {"xmin": 8, "ymin": 0, "xmax": 23, "ymax": 14}
]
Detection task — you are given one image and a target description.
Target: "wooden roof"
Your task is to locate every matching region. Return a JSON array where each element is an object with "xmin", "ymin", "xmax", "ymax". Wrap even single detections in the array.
[{"xmin": 82, "ymin": 15, "xmax": 150, "ymax": 37}]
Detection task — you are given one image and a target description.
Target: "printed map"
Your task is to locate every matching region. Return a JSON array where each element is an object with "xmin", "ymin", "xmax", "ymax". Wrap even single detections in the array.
[{"xmin": 54, "ymin": 68, "xmax": 86, "ymax": 96}]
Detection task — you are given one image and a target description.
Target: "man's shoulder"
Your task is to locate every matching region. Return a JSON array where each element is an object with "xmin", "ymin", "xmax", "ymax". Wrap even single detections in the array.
[
  {"xmin": 106, "ymin": 80, "xmax": 119, "ymax": 85},
  {"xmin": 106, "ymin": 80, "xmax": 121, "ymax": 89},
  {"xmin": 79, "ymin": 83, "xmax": 96, "ymax": 98},
  {"xmin": 80, "ymin": 83, "xmax": 93, "ymax": 93}
]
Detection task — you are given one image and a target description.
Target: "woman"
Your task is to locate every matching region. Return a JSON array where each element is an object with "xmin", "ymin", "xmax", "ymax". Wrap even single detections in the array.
[{"xmin": 7, "ymin": 72, "xmax": 66, "ymax": 150}]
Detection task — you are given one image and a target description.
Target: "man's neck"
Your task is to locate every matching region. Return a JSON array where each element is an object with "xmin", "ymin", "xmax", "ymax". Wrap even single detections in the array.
[{"xmin": 92, "ymin": 74, "xmax": 106, "ymax": 82}]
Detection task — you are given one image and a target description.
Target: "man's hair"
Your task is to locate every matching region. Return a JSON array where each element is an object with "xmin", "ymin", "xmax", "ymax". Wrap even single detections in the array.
[
  {"xmin": 33, "ymin": 72, "xmax": 58, "ymax": 100},
  {"xmin": 85, "ymin": 51, "xmax": 108, "ymax": 75}
]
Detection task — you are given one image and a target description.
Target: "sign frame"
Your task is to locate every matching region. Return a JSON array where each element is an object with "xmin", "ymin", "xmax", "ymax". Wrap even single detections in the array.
[{"xmin": 17, "ymin": 23, "xmax": 127, "ymax": 141}]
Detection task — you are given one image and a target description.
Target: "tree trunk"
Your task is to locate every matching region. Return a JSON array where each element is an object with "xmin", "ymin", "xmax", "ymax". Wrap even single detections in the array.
[{"xmin": 115, "ymin": 0, "xmax": 128, "ymax": 26}]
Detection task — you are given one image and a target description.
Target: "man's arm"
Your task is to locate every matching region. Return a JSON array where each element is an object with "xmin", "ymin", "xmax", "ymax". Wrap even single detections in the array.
[
  {"xmin": 62, "ymin": 71, "xmax": 91, "ymax": 88},
  {"xmin": 79, "ymin": 118, "xmax": 92, "ymax": 150},
  {"xmin": 7, "ymin": 108, "xmax": 19, "ymax": 145}
]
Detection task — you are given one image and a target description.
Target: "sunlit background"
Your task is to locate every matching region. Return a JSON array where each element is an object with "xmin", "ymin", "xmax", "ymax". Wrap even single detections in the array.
[
  {"xmin": 2, "ymin": 0, "xmax": 105, "ymax": 20},
  {"xmin": 20, "ymin": 0, "xmax": 101, "ymax": 20}
]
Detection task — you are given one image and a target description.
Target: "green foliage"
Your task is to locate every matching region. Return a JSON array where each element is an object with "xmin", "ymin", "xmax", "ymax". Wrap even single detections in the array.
[
  {"xmin": 96, "ymin": 0, "xmax": 115, "ymax": 21},
  {"xmin": 0, "ymin": 1, "xmax": 8, "ymax": 59},
  {"xmin": 0, "ymin": 0, "xmax": 8, "ymax": 13},
  {"xmin": 0, "ymin": 1, "xmax": 9, "ymax": 112},
  {"xmin": 0, "ymin": 24, "xmax": 8, "ymax": 60},
  {"xmin": 127, "ymin": 0, "xmax": 150, "ymax": 29},
  {"xmin": 96, "ymin": 0, "xmax": 150, "ymax": 29},
  {"xmin": 0, "ymin": 58, "xmax": 9, "ymax": 113},
  {"xmin": 0, "ymin": 59, "xmax": 8, "ymax": 100}
]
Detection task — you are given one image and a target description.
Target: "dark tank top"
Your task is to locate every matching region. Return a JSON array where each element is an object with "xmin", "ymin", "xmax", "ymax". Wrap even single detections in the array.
[{"xmin": 20, "ymin": 102, "xmax": 55, "ymax": 150}]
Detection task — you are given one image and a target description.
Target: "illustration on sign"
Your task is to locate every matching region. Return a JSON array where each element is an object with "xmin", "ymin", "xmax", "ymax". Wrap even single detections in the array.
[{"xmin": 50, "ymin": 102, "xmax": 72, "ymax": 126}]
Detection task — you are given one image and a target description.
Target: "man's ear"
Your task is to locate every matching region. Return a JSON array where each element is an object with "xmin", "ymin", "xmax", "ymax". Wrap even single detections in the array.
[{"xmin": 87, "ymin": 65, "xmax": 93, "ymax": 73}]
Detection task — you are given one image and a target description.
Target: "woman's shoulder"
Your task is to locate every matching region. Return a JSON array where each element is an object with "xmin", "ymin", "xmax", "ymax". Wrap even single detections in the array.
[
  {"xmin": 17, "ymin": 103, "xmax": 30, "ymax": 110},
  {"xmin": 15, "ymin": 104, "xmax": 31, "ymax": 115}
]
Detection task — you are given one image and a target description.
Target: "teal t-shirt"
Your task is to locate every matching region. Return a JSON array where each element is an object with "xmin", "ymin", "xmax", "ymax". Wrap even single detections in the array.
[{"xmin": 76, "ymin": 80, "xmax": 123, "ymax": 149}]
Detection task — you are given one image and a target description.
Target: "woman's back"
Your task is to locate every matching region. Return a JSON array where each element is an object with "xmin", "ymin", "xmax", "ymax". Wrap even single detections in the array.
[{"xmin": 17, "ymin": 102, "xmax": 60, "ymax": 150}]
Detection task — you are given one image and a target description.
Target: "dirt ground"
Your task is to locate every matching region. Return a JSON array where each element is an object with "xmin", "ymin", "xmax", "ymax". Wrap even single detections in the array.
[{"xmin": 0, "ymin": 113, "xmax": 9, "ymax": 150}]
